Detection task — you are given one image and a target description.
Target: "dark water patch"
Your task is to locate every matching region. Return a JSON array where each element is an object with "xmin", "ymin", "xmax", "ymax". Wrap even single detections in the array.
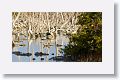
[
  {"xmin": 35, "ymin": 52, "xmax": 49, "ymax": 57},
  {"xmin": 21, "ymin": 53, "xmax": 32, "ymax": 57},
  {"xmin": 41, "ymin": 58, "xmax": 44, "ymax": 60},
  {"xmin": 19, "ymin": 44, "xmax": 26, "ymax": 46},
  {"xmin": 12, "ymin": 51, "xmax": 22, "ymax": 56},
  {"xmin": 32, "ymin": 58, "xmax": 36, "ymax": 61},
  {"xmin": 51, "ymin": 53, "xmax": 54, "ymax": 55},
  {"xmin": 49, "ymin": 56, "xmax": 64, "ymax": 61},
  {"xmin": 12, "ymin": 51, "xmax": 32, "ymax": 57}
]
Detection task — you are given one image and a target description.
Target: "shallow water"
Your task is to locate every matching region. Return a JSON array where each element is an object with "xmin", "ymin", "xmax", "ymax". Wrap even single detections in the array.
[{"xmin": 12, "ymin": 34, "xmax": 69, "ymax": 62}]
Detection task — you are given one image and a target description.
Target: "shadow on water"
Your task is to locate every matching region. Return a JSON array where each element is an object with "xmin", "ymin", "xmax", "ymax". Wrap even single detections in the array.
[
  {"xmin": 35, "ymin": 52, "xmax": 49, "ymax": 57},
  {"xmin": 12, "ymin": 51, "xmax": 32, "ymax": 57}
]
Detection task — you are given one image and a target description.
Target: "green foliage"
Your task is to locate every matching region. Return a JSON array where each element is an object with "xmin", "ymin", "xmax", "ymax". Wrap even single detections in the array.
[
  {"xmin": 77, "ymin": 12, "xmax": 102, "ymax": 27},
  {"xmin": 62, "ymin": 12, "xmax": 102, "ymax": 61}
]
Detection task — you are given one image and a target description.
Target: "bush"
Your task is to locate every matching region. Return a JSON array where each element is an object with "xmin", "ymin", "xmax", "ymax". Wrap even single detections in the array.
[{"xmin": 62, "ymin": 12, "xmax": 102, "ymax": 62}]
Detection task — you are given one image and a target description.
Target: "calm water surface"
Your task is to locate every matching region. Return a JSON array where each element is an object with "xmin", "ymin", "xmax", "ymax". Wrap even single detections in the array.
[{"xmin": 12, "ymin": 34, "xmax": 69, "ymax": 62}]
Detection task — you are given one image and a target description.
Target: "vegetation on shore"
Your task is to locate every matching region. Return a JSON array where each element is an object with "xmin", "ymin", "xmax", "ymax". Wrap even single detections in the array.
[{"xmin": 62, "ymin": 12, "xmax": 102, "ymax": 62}]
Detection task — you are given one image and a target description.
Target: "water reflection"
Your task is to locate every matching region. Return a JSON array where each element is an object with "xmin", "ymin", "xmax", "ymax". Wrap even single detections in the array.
[{"xmin": 12, "ymin": 33, "xmax": 69, "ymax": 62}]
